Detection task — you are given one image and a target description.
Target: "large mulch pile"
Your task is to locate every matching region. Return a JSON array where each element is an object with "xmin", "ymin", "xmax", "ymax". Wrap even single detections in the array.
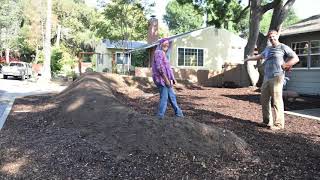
[{"xmin": 1, "ymin": 73, "xmax": 320, "ymax": 179}]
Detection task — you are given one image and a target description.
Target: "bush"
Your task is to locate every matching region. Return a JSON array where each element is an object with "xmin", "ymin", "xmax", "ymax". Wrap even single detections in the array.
[
  {"xmin": 85, "ymin": 67, "xmax": 93, "ymax": 72},
  {"xmin": 131, "ymin": 49, "xmax": 148, "ymax": 67},
  {"xmin": 66, "ymin": 71, "xmax": 78, "ymax": 81},
  {"xmin": 51, "ymin": 47, "xmax": 63, "ymax": 73},
  {"xmin": 102, "ymin": 68, "xmax": 109, "ymax": 72},
  {"xmin": 50, "ymin": 45, "xmax": 76, "ymax": 75}
]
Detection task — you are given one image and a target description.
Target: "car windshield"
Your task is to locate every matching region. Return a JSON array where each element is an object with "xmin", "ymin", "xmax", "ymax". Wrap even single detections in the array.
[{"xmin": 9, "ymin": 63, "xmax": 24, "ymax": 67}]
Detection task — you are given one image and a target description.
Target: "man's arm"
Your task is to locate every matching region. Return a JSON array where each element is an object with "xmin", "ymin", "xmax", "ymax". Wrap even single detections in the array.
[
  {"xmin": 282, "ymin": 54, "xmax": 299, "ymax": 71},
  {"xmin": 244, "ymin": 54, "xmax": 264, "ymax": 62}
]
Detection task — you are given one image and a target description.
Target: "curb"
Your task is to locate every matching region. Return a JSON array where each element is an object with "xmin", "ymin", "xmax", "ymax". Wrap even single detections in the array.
[{"xmin": 0, "ymin": 97, "xmax": 15, "ymax": 130}]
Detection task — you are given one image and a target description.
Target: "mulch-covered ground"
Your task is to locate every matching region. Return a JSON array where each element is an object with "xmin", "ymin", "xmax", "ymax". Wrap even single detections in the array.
[{"xmin": 1, "ymin": 73, "xmax": 320, "ymax": 179}]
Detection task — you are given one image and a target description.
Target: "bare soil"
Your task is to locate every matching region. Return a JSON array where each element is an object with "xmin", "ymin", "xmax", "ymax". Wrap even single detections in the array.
[{"xmin": 1, "ymin": 73, "xmax": 319, "ymax": 179}]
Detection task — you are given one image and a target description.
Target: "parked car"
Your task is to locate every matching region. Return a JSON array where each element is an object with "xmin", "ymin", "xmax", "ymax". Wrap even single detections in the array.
[{"xmin": 2, "ymin": 62, "xmax": 32, "ymax": 80}]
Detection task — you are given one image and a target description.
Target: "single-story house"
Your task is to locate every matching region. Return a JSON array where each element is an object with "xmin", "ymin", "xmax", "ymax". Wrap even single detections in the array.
[
  {"xmin": 280, "ymin": 14, "xmax": 320, "ymax": 95},
  {"xmin": 95, "ymin": 39, "xmax": 147, "ymax": 73},
  {"xmin": 132, "ymin": 26, "xmax": 250, "ymax": 87}
]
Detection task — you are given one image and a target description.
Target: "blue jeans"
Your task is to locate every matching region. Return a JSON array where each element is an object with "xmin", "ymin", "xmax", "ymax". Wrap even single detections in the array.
[{"xmin": 157, "ymin": 85, "xmax": 183, "ymax": 119}]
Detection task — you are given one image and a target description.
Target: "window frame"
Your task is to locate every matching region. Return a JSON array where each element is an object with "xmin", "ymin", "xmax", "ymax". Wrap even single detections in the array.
[
  {"xmin": 115, "ymin": 52, "xmax": 131, "ymax": 65},
  {"xmin": 310, "ymin": 40, "xmax": 320, "ymax": 69},
  {"xmin": 291, "ymin": 40, "xmax": 320, "ymax": 70},
  {"xmin": 176, "ymin": 47, "xmax": 205, "ymax": 67},
  {"xmin": 291, "ymin": 41, "xmax": 309, "ymax": 69}
]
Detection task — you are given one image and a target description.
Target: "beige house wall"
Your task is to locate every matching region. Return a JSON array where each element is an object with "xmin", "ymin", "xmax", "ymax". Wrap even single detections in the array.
[
  {"xmin": 95, "ymin": 44, "xmax": 113, "ymax": 73},
  {"xmin": 134, "ymin": 27, "xmax": 251, "ymax": 87},
  {"xmin": 170, "ymin": 28, "xmax": 246, "ymax": 71},
  {"xmin": 96, "ymin": 46, "xmax": 129, "ymax": 73}
]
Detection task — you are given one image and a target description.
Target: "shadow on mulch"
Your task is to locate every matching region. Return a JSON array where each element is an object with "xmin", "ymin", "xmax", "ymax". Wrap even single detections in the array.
[
  {"xmin": 117, "ymin": 90, "xmax": 320, "ymax": 179},
  {"xmin": 2, "ymin": 73, "xmax": 320, "ymax": 179},
  {"xmin": 223, "ymin": 92, "xmax": 320, "ymax": 111}
]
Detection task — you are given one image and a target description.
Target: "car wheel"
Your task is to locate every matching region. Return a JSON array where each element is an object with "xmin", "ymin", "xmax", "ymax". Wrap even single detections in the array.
[{"xmin": 3, "ymin": 75, "xmax": 7, "ymax": 79}]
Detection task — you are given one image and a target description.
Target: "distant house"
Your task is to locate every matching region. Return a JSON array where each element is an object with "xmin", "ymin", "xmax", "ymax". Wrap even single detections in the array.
[
  {"xmin": 280, "ymin": 14, "xmax": 320, "ymax": 95},
  {"xmin": 95, "ymin": 39, "xmax": 147, "ymax": 73},
  {"xmin": 133, "ymin": 26, "xmax": 250, "ymax": 87}
]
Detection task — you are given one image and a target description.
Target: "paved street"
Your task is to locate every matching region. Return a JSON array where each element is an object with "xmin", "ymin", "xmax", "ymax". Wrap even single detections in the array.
[{"xmin": 0, "ymin": 75, "xmax": 67, "ymax": 129}]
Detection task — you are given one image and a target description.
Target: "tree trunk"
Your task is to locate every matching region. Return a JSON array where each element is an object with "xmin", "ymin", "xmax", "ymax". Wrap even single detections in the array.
[
  {"xmin": 255, "ymin": 0, "xmax": 296, "ymax": 86},
  {"xmin": 56, "ymin": 24, "xmax": 61, "ymax": 47},
  {"xmin": 244, "ymin": 0, "xmax": 295, "ymax": 87},
  {"xmin": 43, "ymin": 0, "xmax": 52, "ymax": 80},
  {"xmin": 244, "ymin": 0, "xmax": 263, "ymax": 86},
  {"xmin": 5, "ymin": 48, "xmax": 10, "ymax": 64}
]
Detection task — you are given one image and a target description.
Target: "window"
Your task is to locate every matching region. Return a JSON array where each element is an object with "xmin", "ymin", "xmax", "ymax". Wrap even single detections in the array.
[
  {"xmin": 97, "ymin": 54, "xmax": 103, "ymax": 64},
  {"xmin": 116, "ymin": 53, "xmax": 130, "ymax": 64},
  {"xmin": 291, "ymin": 40, "xmax": 320, "ymax": 69},
  {"xmin": 311, "ymin": 40, "xmax": 320, "ymax": 67},
  {"xmin": 177, "ymin": 48, "xmax": 204, "ymax": 66},
  {"xmin": 291, "ymin": 41, "xmax": 308, "ymax": 68}
]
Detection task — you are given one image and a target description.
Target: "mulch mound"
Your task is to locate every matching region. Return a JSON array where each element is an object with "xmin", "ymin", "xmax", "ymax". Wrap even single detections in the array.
[{"xmin": 1, "ymin": 73, "xmax": 256, "ymax": 179}]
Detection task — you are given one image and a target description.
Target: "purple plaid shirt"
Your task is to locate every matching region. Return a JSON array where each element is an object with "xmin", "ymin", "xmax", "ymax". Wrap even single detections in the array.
[{"xmin": 152, "ymin": 50, "xmax": 175, "ymax": 86}]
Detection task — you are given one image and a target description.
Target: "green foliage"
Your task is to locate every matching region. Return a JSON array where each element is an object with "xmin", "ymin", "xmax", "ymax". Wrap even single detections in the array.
[
  {"xmin": 96, "ymin": 0, "xmax": 148, "ymax": 41},
  {"xmin": 164, "ymin": 0, "xmax": 203, "ymax": 34},
  {"xmin": 260, "ymin": 11, "xmax": 273, "ymax": 35},
  {"xmin": 66, "ymin": 70, "xmax": 77, "ymax": 80},
  {"xmin": 51, "ymin": 47, "xmax": 63, "ymax": 73},
  {"xmin": 176, "ymin": 0, "xmax": 248, "ymax": 34},
  {"xmin": 49, "ymin": 45, "xmax": 76, "ymax": 74},
  {"xmin": 102, "ymin": 67, "xmax": 109, "ymax": 72},
  {"xmin": 0, "ymin": 0, "xmax": 24, "ymax": 49},
  {"xmin": 131, "ymin": 49, "xmax": 148, "ymax": 67},
  {"xmin": 85, "ymin": 67, "xmax": 93, "ymax": 72},
  {"xmin": 53, "ymin": 0, "xmax": 101, "ymax": 54},
  {"xmin": 260, "ymin": 9, "xmax": 300, "ymax": 35},
  {"xmin": 282, "ymin": 9, "xmax": 300, "ymax": 28}
]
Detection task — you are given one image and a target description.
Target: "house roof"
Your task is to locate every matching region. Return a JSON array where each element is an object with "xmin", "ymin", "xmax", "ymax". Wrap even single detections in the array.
[
  {"xmin": 102, "ymin": 39, "xmax": 147, "ymax": 49},
  {"xmin": 281, "ymin": 14, "xmax": 320, "ymax": 36},
  {"xmin": 131, "ymin": 26, "xmax": 213, "ymax": 51}
]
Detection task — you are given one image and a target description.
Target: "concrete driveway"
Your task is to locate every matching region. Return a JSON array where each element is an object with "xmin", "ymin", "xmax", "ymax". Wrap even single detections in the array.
[{"xmin": 0, "ymin": 75, "xmax": 67, "ymax": 129}]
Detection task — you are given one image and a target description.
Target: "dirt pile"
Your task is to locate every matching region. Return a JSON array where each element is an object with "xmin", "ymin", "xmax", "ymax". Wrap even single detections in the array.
[{"xmin": 46, "ymin": 73, "xmax": 251, "ymax": 160}]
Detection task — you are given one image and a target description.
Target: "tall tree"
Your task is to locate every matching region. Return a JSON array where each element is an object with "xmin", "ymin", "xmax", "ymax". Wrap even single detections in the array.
[
  {"xmin": 0, "ymin": 0, "xmax": 23, "ymax": 62},
  {"xmin": 96, "ymin": 0, "xmax": 148, "ymax": 41},
  {"xmin": 176, "ymin": 0, "xmax": 249, "ymax": 33},
  {"xmin": 43, "ymin": 0, "xmax": 52, "ymax": 79},
  {"xmin": 18, "ymin": 0, "xmax": 47, "ymax": 62},
  {"xmin": 164, "ymin": 0, "xmax": 203, "ymax": 35},
  {"xmin": 245, "ymin": 0, "xmax": 296, "ymax": 57},
  {"xmin": 53, "ymin": 0, "xmax": 100, "ymax": 54},
  {"xmin": 260, "ymin": 9, "xmax": 299, "ymax": 35},
  {"xmin": 244, "ymin": 0, "xmax": 296, "ymax": 86}
]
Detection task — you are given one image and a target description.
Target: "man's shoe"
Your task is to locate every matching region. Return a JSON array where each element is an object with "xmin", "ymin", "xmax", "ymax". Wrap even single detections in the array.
[
  {"xmin": 269, "ymin": 126, "xmax": 283, "ymax": 130},
  {"xmin": 257, "ymin": 123, "xmax": 271, "ymax": 128}
]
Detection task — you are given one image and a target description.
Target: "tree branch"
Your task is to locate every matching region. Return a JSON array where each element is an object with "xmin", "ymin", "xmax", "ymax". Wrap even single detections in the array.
[
  {"xmin": 233, "ymin": 3, "xmax": 250, "ymax": 23},
  {"xmin": 261, "ymin": 1, "xmax": 275, "ymax": 14},
  {"xmin": 283, "ymin": 0, "xmax": 296, "ymax": 10}
]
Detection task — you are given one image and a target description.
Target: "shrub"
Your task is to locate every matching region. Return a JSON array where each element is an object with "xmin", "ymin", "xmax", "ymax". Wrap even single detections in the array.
[
  {"xmin": 85, "ymin": 67, "xmax": 93, "ymax": 72},
  {"xmin": 102, "ymin": 68, "xmax": 109, "ymax": 72}
]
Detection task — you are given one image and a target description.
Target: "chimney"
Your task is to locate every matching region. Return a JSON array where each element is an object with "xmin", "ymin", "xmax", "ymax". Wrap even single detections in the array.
[{"xmin": 147, "ymin": 15, "xmax": 159, "ymax": 44}]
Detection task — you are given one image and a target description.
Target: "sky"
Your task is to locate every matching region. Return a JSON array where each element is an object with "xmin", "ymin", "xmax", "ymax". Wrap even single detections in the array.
[{"xmin": 85, "ymin": 0, "xmax": 320, "ymax": 25}]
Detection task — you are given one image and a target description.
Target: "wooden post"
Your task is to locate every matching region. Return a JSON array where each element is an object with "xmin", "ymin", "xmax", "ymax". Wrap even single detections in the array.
[{"xmin": 78, "ymin": 53, "xmax": 82, "ymax": 75}]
